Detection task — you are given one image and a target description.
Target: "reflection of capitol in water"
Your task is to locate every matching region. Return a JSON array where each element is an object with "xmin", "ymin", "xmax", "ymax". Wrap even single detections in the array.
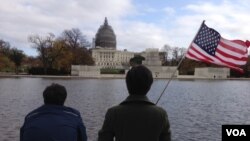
[{"xmin": 71, "ymin": 18, "xmax": 229, "ymax": 79}]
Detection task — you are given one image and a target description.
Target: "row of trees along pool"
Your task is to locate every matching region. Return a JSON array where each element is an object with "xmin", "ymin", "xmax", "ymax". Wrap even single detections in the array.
[
  {"xmin": 0, "ymin": 29, "xmax": 249, "ymax": 77},
  {"xmin": 0, "ymin": 28, "xmax": 94, "ymax": 75}
]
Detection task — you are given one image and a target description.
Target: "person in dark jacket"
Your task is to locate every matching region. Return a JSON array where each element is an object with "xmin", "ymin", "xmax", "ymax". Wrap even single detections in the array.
[
  {"xmin": 98, "ymin": 65, "xmax": 171, "ymax": 141},
  {"xmin": 20, "ymin": 83, "xmax": 87, "ymax": 141}
]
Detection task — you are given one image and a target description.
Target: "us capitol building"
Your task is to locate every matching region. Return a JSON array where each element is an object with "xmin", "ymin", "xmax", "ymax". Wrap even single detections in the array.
[
  {"xmin": 71, "ymin": 18, "xmax": 229, "ymax": 79},
  {"xmin": 91, "ymin": 17, "xmax": 134, "ymax": 68}
]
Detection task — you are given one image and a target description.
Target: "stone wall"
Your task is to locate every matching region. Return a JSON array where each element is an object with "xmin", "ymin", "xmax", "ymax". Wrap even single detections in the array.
[
  {"xmin": 71, "ymin": 65, "xmax": 100, "ymax": 77},
  {"xmin": 194, "ymin": 67, "xmax": 230, "ymax": 78},
  {"xmin": 71, "ymin": 65, "xmax": 177, "ymax": 78},
  {"xmin": 148, "ymin": 66, "xmax": 177, "ymax": 78},
  {"xmin": 71, "ymin": 65, "xmax": 230, "ymax": 79}
]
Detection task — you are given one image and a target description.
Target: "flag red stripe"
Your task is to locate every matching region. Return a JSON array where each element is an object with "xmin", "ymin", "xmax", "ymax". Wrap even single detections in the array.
[
  {"xmin": 216, "ymin": 48, "xmax": 248, "ymax": 61},
  {"xmin": 189, "ymin": 44, "xmax": 237, "ymax": 67},
  {"xmin": 231, "ymin": 40, "xmax": 248, "ymax": 48},
  {"xmin": 221, "ymin": 38, "xmax": 248, "ymax": 52},
  {"xmin": 187, "ymin": 44, "xmax": 244, "ymax": 72},
  {"xmin": 190, "ymin": 45, "xmax": 214, "ymax": 61},
  {"xmin": 186, "ymin": 51, "xmax": 200, "ymax": 61},
  {"xmin": 219, "ymin": 40, "xmax": 247, "ymax": 55},
  {"xmin": 215, "ymin": 55, "xmax": 238, "ymax": 67},
  {"xmin": 186, "ymin": 52, "xmax": 243, "ymax": 73},
  {"xmin": 198, "ymin": 56, "xmax": 243, "ymax": 73}
]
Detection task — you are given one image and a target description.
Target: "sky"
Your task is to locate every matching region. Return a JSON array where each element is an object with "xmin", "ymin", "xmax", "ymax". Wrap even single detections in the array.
[{"xmin": 0, "ymin": 0, "xmax": 250, "ymax": 56}]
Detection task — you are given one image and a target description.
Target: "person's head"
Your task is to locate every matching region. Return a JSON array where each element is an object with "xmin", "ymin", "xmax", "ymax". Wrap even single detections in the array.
[
  {"xmin": 43, "ymin": 83, "xmax": 67, "ymax": 105},
  {"xmin": 126, "ymin": 65, "xmax": 153, "ymax": 95},
  {"xmin": 129, "ymin": 56, "xmax": 144, "ymax": 67},
  {"xmin": 129, "ymin": 57, "xmax": 138, "ymax": 67}
]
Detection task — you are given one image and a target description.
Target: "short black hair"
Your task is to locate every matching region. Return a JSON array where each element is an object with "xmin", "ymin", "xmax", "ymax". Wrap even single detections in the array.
[
  {"xmin": 129, "ymin": 57, "xmax": 138, "ymax": 64},
  {"xmin": 43, "ymin": 83, "xmax": 67, "ymax": 105},
  {"xmin": 129, "ymin": 56, "xmax": 145, "ymax": 65},
  {"xmin": 126, "ymin": 65, "xmax": 153, "ymax": 95}
]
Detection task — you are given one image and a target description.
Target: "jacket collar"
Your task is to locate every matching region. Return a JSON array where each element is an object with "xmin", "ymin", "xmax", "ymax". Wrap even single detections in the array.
[{"xmin": 120, "ymin": 95, "xmax": 155, "ymax": 105}]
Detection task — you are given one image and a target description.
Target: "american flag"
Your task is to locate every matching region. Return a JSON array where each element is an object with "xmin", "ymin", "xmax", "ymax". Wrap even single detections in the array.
[{"xmin": 186, "ymin": 22, "xmax": 249, "ymax": 73}]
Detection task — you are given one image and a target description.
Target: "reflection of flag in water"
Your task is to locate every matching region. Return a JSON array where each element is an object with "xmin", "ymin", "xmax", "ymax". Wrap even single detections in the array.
[{"xmin": 186, "ymin": 22, "xmax": 249, "ymax": 73}]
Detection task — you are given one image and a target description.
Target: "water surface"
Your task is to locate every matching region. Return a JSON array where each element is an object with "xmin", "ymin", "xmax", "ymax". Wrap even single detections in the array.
[{"xmin": 0, "ymin": 78, "xmax": 250, "ymax": 141}]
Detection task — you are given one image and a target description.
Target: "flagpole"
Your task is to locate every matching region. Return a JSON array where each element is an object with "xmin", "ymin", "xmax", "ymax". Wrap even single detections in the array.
[{"xmin": 155, "ymin": 20, "xmax": 205, "ymax": 105}]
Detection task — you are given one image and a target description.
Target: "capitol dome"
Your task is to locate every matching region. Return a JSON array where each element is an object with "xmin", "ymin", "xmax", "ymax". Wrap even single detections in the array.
[{"xmin": 95, "ymin": 17, "xmax": 116, "ymax": 49}]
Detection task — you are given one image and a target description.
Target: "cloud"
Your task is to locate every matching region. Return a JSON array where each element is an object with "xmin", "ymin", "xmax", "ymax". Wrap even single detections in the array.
[
  {"xmin": 163, "ymin": 7, "xmax": 175, "ymax": 16},
  {"xmin": 0, "ymin": 0, "xmax": 135, "ymax": 55},
  {"xmin": 115, "ymin": 21, "xmax": 171, "ymax": 52},
  {"xmin": 164, "ymin": 0, "xmax": 250, "ymax": 49},
  {"xmin": 1, "ymin": 0, "xmax": 250, "ymax": 56},
  {"xmin": 181, "ymin": 1, "xmax": 250, "ymax": 39}
]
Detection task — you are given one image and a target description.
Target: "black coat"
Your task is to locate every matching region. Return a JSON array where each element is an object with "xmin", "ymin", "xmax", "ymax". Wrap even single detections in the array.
[
  {"xmin": 20, "ymin": 105, "xmax": 87, "ymax": 141},
  {"xmin": 98, "ymin": 95, "xmax": 171, "ymax": 141}
]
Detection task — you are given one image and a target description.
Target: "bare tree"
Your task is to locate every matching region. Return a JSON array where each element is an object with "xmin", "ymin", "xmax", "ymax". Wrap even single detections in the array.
[
  {"xmin": 171, "ymin": 47, "xmax": 179, "ymax": 65},
  {"xmin": 0, "ymin": 39, "xmax": 11, "ymax": 55},
  {"xmin": 9, "ymin": 48, "xmax": 25, "ymax": 74},
  {"xmin": 178, "ymin": 47, "xmax": 187, "ymax": 60},
  {"xmin": 28, "ymin": 33, "xmax": 55, "ymax": 74},
  {"xmin": 60, "ymin": 28, "xmax": 93, "ymax": 65},
  {"xmin": 162, "ymin": 44, "xmax": 171, "ymax": 60},
  {"xmin": 170, "ymin": 46, "xmax": 187, "ymax": 66},
  {"xmin": 62, "ymin": 28, "xmax": 90, "ymax": 49}
]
